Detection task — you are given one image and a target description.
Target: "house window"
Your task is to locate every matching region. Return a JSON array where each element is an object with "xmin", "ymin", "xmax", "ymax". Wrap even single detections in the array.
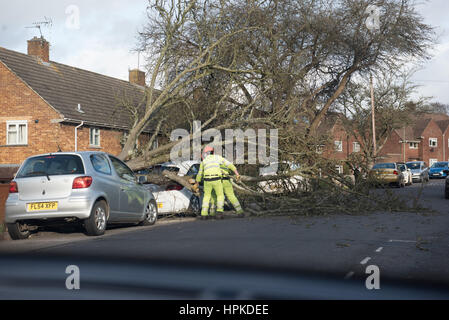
[
  {"xmin": 7, "ymin": 121, "xmax": 28, "ymax": 145},
  {"xmin": 353, "ymin": 142, "xmax": 360, "ymax": 153},
  {"xmin": 429, "ymin": 138, "xmax": 438, "ymax": 148},
  {"xmin": 90, "ymin": 128, "xmax": 100, "ymax": 147},
  {"xmin": 409, "ymin": 142, "xmax": 419, "ymax": 149},
  {"xmin": 152, "ymin": 138, "xmax": 159, "ymax": 150},
  {"xmin": 334, "ymin": 141, "xmax": 343, "ymax": 152},
  {"xmin": 336, "ymin": 165, "xmax": 344, "ymax": 174}
]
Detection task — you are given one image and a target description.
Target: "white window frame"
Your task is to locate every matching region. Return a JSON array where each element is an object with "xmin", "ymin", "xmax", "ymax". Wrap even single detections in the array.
[
  {"xmin": 409, "ymin": 142, "xmax": 419, "ymax": 149},
  {"xmin": 6, "ymin": 120, "xmax": 28, "ymax": 145},
  {"xmin": 152, "ymin": 138, "xmax": 159, "ymax": 150},
  {"xmin": 336, "ymin": 165, "xmax": 344, "ymax": 174},
  {"xmin": 353, "ymin": 142, "xmax": 360, "ymax": 153},
  {"xmin": 89, "ymin": 128, "xmax": 101, "ymax": 147},
  {"xmin": 429, "ymin": 138, "xmax": 438, "ymax": 148},
  {"xmin": 334, "ymin": 141, "xmax": 343, "ymax": 152}
]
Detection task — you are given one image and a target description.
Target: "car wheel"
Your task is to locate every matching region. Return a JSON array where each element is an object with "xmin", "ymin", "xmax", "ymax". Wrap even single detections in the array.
[
  {"xmin": 141, "ymin": 200, "xmax": 158, "ymax": 226},
  {"xmin": 7, "ymin": 222, "xmax": 30, "ymax": 240},
  {"xmin": 188, "ymin": 195, "xmax": 201, "ymax": 216},
  {"xmin": 84, "ymin": 200, "xmax": 108, "ymax": 236}
]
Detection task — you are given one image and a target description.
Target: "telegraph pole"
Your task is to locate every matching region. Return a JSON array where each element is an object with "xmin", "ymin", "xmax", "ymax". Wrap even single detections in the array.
[{"xmin": 370, "ymin": 74, "xmax": 377, "ymax": 158}]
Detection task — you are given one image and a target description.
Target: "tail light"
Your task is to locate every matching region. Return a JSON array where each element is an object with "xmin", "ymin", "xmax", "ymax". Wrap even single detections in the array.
[
  {"xmin": 72, "ymin": 176, "xmax": 93, "ymax": 189},
  {"xmin": 9, "ymin": 181, "xmax": 18, "ymax": 193},
  {"xmin": 166, "ymin": 185, "xmax": 183, "ymax": 191},
  {"xmin": 393, "ymin": 170, "xmax": 399, "ymax": 175}
]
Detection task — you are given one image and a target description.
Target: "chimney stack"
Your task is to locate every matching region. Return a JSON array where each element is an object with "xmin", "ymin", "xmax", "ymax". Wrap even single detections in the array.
[
  {"xmin": 129, "ymin": 69, "xmax": 146, "ymax": 86},
  {"xmin": 27, "ymin": 37, "xmax": 50, "ymax": 63}
]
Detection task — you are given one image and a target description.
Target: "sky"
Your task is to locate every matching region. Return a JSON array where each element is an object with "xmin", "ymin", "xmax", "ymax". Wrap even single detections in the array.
[{"xmin": 1, "ymin": 0, "xmax": 449, "ymax": 104}]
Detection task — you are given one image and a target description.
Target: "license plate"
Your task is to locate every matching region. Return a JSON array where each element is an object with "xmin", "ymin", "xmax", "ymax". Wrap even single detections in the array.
[
  {"xmin": 157, "ymin": 203, "xmax": 163, "ymax": 209},
  {"xmin": 27, "ymin": 202, "xmax": 58, "ymax": 212}
]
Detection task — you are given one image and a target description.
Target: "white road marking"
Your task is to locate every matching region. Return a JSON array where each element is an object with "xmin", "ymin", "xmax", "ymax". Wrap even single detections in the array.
[
  {"xmin": 360, "ymin": 257, "xmax": 371, "ymax": 265},
  {"xmin": 389, "ymin": 240, "xmax": 417, "ymax": 243},
  {"xmin": 344, "ymin": 271, "xmax": 355, "ymax": 280},
  {"xmin": 376, "ymin": 247, "xmax": 383, "ymax": 253}
]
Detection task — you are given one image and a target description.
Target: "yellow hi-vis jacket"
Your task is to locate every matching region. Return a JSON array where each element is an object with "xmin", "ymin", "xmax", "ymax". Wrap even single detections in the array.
[{"xmin": 196, "ymin": 155, "xmax": 236, "ymax": 182}]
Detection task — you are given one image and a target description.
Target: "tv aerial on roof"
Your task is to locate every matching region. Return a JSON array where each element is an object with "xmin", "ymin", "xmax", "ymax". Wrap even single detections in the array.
[{"xmin": 25, "ymin": 17, "xmax": 53, "ymax": 38}]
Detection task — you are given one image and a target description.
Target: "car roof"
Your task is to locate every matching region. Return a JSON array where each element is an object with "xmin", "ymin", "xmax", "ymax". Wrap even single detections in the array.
[{"xmin": 23, "ymin": 151, "xmax": 112, "ymax": 160}]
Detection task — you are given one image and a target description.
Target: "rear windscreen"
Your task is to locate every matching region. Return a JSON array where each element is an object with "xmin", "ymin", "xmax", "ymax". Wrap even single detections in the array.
[
  {"xmin": 16, "ymin": 155, "xmax": 85, "ymax": 178},
  {"xmin": 373, "ymin": 163, "xmax": 395, "ymax": 169}
]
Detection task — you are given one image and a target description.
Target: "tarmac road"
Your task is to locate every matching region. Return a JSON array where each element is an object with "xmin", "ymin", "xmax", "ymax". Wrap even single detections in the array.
[{"xmin": 0, "ymin": 179, "xmax": 448, "ymax": 289}]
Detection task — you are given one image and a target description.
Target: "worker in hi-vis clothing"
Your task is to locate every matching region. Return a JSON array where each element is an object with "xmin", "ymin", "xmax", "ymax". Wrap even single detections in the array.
[
  {"xmin": 195, "ymin": 146, "xmax": 241, "ymax": 219},
  {"xmin": 209, "ymin": 160, "xmax": 244, "ymax": 217}
]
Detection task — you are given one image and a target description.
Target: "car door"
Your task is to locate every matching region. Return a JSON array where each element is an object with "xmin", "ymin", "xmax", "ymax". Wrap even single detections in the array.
[
  {"xmin": 109, "ymin": 156, "xmax": 146, "ymax": 221},
  {"xmin": 89, "ymin": 154, "xmax": 121, "ymax": 221}
]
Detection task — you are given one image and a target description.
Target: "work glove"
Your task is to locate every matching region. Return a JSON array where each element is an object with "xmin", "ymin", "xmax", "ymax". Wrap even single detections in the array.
[
  {"xmin": 191, "ymin": 182, "xmax": 200, "ymax": 193},
  {"xmin": 235, "ymin": 175, "xmax": 241, "ymax": 183}
]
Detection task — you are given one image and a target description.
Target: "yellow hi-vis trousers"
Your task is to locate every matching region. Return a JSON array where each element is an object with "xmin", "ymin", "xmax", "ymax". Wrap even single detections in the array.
[
  {"xmin": 210, "ymin": 179, "xmax": 244, "ymax": 215},
  {"xmin": 202, "ymin": 179, "xmax": 224, "ymax": 217}
]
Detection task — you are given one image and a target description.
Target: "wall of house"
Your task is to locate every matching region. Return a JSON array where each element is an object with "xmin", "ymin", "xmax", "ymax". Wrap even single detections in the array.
[
  {"xmin": 324, "ymin": 123, "xmax": 360, "ymax": 161},
  {"xmin": 420, "ymin": 120, "xmax": 443, "ymax": 165},
  {"xmin": 58, "ymin": 124, "xmax": 125, "ymax": 156},
  {"xmin": 443, "ymin": 128, "xmax": 449, "ymax": 162},
  {"xmin": 0, "ymin": 62, "xmax": 63, "ymax": 165},
  {"xmin": 378, "ymin": 131, "xmax": 403, "ymax": 163}
]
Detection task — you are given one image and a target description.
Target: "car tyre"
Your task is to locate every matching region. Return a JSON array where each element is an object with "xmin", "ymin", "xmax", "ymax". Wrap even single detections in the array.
[
  {"xmin": 84, "ymin": 200, "xmax": 108, "ymax": 236},
  {"xmin": 188, "ymin": 195, "xmax": 201, "ymax": 216},
  {"xmin": 445, "ymin": 184, "xmax": 449, "ymax": 199},
  {"xmin": 7, "ymin": 222, "xmax": 30, "ymax": 240},
  {"xmin": 140, "ymin": 200, "xmax": 158, "ymax": 226}
]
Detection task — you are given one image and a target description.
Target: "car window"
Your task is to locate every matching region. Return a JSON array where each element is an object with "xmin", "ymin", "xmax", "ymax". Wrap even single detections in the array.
[
  {"xmin": 406, "ymin": 163, "xmax": 420, "ymax": 170},
  {"xmin": 432, "ymin": 162, "xmax": 448, "ymax": 168},
  {"xmin": 90, "ymin": 154, "xmax": 112, "ymax": 175},
  {"xmin": 110, "ymin": 156, "xmax": 135, "ymax": 182},
  {"xmin": 186, "ymin": 164, "xmax": 200, "ymax": 177},
  {"xmin": 17, "ymin": 155, "xmax": 85, "ymax": 178},
  {"xmin": 373, "ymin": 163, "xmax": 395, "ymax": 169}
]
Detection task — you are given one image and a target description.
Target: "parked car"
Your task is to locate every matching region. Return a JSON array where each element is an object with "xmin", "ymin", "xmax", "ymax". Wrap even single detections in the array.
[
  {"xmin": 258, "ymin": 162, "xmax": 304, "ymax": 193},
  {"xmin": 429, "ymin": 161, "xmax": 449, "ymax": 179},
  {"xmin": 406, "ymin": 161, "xmax": 429, "ymax": 183},
  {"xmin": 5, "ymin": 152, "xmax": 158, "ymax": 240},
  {"xmin": 397, "ymin": 163, "xmax": 413, "ymax": 186},
  {"xmin": 137, "ymin": 161, "xmax": 202, "ymax": 216},
  {"xmin": 369, "ymin": 162, "xmax": 405, "ymax": 188},
  {"xmin": 444, "ymin": 170, "xmax": 449, "ymax": 199}
]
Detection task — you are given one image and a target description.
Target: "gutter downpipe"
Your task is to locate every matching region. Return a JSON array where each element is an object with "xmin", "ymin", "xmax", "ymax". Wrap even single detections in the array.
[
  {"xmin": 75, "ymin": 122, "xmax": 84, "ymax": 151},
  {"xmin": 443, "ymin": 133, "xmax": 446, "ymax": 161}
]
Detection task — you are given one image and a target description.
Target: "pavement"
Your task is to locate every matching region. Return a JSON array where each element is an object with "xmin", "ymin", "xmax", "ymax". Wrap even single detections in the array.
[{"xmin": 0, "ymin": 179, "xmax": 448, "ymax": 288}]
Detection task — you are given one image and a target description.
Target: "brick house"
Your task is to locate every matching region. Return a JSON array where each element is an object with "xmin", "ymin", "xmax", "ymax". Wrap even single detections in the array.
[
  {"xmin": 0, "ymin": 37, "xmax": 152, "ymax": 168},
  {"xmin": 378, "ymin": 114, "xmax": 449, "ymax": 166},
  {"xmin": 317, "ymin": 112, "xmax": 362, "ymax": 173}
]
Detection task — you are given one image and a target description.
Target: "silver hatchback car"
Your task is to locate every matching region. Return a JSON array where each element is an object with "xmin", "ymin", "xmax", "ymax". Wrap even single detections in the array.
[{"xmin": 5, "ymin": 152, "xmax": 158, "ymax": 240}]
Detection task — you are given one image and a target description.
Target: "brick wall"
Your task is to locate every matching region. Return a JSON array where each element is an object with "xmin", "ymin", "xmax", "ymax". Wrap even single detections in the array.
[
  {"xmin": 0, "ymin": 61, "xmax": 62, "ymax": 164},
  {"xmin": 378, "ymin": 131, "xmax": 402, "ymax": 162},
  {"xmin": 421, "ymin": 120, "xmax": 443, "ymax": 165},
  {"xmin": 0, "ymin": 184, "xmax": 8, "ymax": 224}
]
